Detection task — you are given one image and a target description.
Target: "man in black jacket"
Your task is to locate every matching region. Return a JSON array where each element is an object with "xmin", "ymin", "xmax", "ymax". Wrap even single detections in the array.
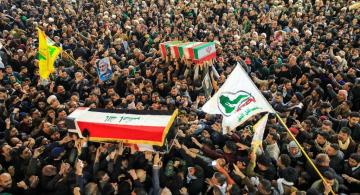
[{"xmin": 325, "ymin": 143, "xmax": 344, "ymax": 174}]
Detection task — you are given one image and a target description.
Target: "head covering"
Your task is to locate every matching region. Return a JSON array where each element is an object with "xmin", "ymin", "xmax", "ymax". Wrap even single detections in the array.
[
  {"xmin": 47, "ymin": 95, "xmax": 57, "ymax": 104},
  {"xmin": 289, "ymin": 127, "xmax": 299, "ymax": 135},
  {"xmin": 338, "ymin": 90, "xmax": 348, "ymax": 100},
  {"xmin": 286, "ymin": 140, "xmax": 295, "ymax": 150}
]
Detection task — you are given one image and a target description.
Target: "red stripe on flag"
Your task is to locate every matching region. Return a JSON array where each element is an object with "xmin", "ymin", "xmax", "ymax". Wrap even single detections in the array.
[
  {"xmin": 194, "ymin": 52, "xmax": 217, "ymax": 64},
  {"xmin": 160, "ymin": 44, "xmax": 167, "ymax": 58},
  {"xmin": 77, "ymin": 122, "xmax": 165, "ymax": 142}
]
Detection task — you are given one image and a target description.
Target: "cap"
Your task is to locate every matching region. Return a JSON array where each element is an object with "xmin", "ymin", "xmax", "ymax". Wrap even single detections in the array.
[{"xmin": 289, "ymin": 127, "xmax": 299, "ymax": 135}]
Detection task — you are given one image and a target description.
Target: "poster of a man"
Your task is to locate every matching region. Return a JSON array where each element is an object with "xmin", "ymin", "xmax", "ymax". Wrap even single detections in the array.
[{"xmin": 96, "ymin": 57, "xmax": 113, "ymax": 82}]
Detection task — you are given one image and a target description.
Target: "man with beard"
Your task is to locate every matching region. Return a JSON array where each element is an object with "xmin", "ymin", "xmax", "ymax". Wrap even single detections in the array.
[
  {"xmin": 302, "ymin": 87, "xmax": 324, "ymax": 118},
  {"xmin": 16, "ymin": 113, "xmax": 33, "ymax": 135},
  {"xmin": 264, "ymin": 132, "xmax": 280, "ymax": 160},
  {"xmin": 54, "ymin": 85, "xmax": 71, "ymax": 104},
  {"xmin": 337, "ymin": 127, "xmax": 357, "ymax": 159},
  {"xmin": 330, "ymin": 112, "xmax": 360, "ymax": 142},
  {"xmin": 286, "ymin": 92, "xmax": 304, "ymax": 117},
  {"xmin": 325, "ymin": 143, "xmax": 344, "ymax": 174}
]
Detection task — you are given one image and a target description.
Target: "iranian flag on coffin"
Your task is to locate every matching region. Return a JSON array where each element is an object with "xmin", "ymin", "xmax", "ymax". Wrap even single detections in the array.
[
  {"xmin": 191, "ymin": 42, "xmax": 216, "ymax": 64},
  {"xmin": 160, "ymin": 41, "xmax": 182, "ymax": 58},
  {"xmin": 66, "ymin": 107, "xmax": 178, "ymax": 146}
]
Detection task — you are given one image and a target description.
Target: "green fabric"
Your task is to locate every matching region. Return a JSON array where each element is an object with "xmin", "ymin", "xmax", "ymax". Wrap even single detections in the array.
[
  {"xmin": 21, "ymin": 16, "xmax": 27, "ymax": 22},
  {"xmin": 243, "ymin": 20, "xmax": 251, "ymax": 33}
]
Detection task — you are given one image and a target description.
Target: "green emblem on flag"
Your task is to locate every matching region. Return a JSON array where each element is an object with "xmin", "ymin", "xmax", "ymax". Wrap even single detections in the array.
[{"xmin": 218, "ymin": 91, "xmax": 257, "ymax": 117}]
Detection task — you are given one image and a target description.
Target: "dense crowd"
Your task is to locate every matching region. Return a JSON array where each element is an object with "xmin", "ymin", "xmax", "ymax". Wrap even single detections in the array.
[{"xmin": 0, "ymin": 0, "xmax": 359, "ymax": 194}]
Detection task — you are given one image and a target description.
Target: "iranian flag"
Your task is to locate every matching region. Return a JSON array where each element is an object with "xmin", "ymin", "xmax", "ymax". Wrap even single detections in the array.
[
  {"xmin": 66, "ymin": 108, "xmax": 178, "ymax": 146},
  {"xmin": 192, "ymin": 42, "xmax": 216, "ymax": 64}
]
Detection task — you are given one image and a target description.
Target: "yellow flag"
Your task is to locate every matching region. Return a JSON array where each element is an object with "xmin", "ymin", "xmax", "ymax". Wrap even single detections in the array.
[{"xmin": 37, "ymin": 28, "xmax": 62, "ymax": 79}]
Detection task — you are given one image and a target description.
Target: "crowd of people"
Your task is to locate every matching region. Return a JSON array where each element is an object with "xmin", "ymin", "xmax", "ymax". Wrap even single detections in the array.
[{"xmin": 0, "ymin": 0, "xmax": 359, "ymax": 194}]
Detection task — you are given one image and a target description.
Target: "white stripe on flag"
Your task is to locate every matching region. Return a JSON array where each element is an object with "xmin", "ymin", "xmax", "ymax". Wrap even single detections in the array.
[{"xmin": 75, "ymin": 111, "xmax": 172, "ymax": 127}]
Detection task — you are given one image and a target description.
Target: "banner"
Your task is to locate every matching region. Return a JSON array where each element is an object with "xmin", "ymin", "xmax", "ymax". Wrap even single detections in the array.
[
  {"xmin": 66, "ymin": 108, "xmax": 178, "ymax": 146},
  {"xmin": 96, "ymin": 57, "xmax": 113, "ymax": 82},
  {"xmin": 202, "ymin": 63, "xmax": 275, "ymax": 131}
]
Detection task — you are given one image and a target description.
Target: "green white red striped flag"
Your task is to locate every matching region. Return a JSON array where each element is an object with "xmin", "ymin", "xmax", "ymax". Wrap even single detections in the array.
[
  {"xmin": 192, "ymin": 42, "xmax": 216, "ymax": 64},
  {"xmin": 66, "ymin": 107, "xmax": 178, "ymax": 146}
]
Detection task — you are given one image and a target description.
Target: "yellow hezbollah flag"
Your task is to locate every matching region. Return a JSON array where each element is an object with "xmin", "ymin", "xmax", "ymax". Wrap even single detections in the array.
[{"xmin": 38, "ymin": 28, "xmax": 62, "ymax": 79}]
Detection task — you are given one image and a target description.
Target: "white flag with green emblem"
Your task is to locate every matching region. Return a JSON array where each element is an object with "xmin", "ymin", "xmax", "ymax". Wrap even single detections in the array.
[{"xmin": 201, "ymin": 63, "xmax": 275, "ymax": 132}]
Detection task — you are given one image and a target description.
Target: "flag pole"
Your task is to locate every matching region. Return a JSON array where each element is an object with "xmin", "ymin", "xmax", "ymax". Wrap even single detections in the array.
[
  {"xmin": 236, "ymin": 59, "xmax": 335, "ymax": 195},
  {"xmin": 62, "ymin": 51, "xmax": 96, "ymax": 80}
]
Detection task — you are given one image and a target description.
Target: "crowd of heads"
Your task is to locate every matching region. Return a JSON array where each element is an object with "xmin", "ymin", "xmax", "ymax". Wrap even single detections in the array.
[{"xmin": 0, "ymin": 0, "xmax": 359, "ymax": 194}]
